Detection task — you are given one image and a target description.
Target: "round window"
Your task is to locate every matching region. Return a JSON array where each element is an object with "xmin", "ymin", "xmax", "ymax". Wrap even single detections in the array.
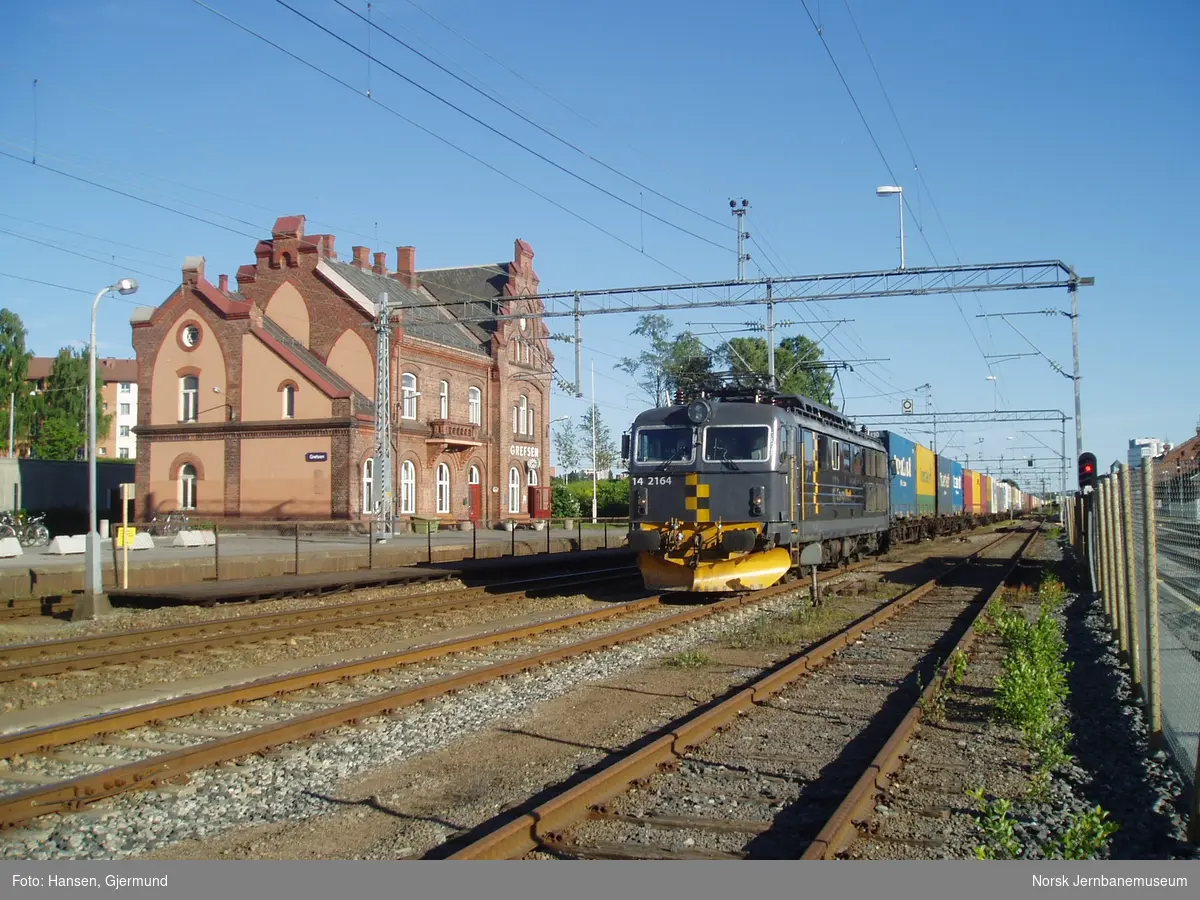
[{"xmin": 181, "ymin": 324, "xmax": 201, "ymax": 348}]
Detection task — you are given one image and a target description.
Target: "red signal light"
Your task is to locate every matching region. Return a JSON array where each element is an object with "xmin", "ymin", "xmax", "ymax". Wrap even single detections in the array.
[{"xmin": 1084, "ymin": 464, "xmax": 1093, "ymax": 473}]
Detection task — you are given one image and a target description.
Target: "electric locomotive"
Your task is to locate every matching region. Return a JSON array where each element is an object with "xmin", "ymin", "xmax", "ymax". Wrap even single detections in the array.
[{"xmin": 624, "ymin": 387, "xmax": 890, "ymax": 592}]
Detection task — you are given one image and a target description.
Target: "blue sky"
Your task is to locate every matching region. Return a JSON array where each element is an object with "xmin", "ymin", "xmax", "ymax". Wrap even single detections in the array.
[{"xmin": 2, "ymin": 0, "xmax": 1197, "ymax": 489}]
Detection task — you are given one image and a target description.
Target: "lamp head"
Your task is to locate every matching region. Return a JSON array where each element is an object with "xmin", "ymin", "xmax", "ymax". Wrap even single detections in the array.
[
  {"xmin": 114, "ymin": 278, "xmax": 138, "ymax": 296},
  {"xmin": 875, "ymin": 185, "xmax": 902, "ymax": 196}
]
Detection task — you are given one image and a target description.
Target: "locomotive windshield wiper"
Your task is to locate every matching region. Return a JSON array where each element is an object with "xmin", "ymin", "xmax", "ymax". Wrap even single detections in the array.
[
  {"xmin": 657, "ymin": 446, "xmax": 686, "ymax": 471},
  {"xmin": 716, "ymin": 447, "xmax": 740, "ymax": 471}
]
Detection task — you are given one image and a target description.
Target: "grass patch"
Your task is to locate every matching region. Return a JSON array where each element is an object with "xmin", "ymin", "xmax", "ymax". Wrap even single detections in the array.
[
  {"xmin": 663, "ymin": 649, "xmax": 713, "ymax": 668},
  {"xmin": 724, "ymin": 602, "xmax": 847, "ymax": 649}
]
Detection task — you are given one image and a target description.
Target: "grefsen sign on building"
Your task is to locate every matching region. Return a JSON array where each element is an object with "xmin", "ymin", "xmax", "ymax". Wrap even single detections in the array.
[
  {"xmin": 509, "ymin": 445, "xmax": 540, "ymax": 458},
  {"xmin": 305, "ymin": 452, "xmax": 329, "ymax": 462}
]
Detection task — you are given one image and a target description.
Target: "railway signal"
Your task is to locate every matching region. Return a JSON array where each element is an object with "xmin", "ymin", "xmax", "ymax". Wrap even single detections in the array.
[{"xmin": 1078, "ymin": 451, "xmax": 1097, "ymax": 492}]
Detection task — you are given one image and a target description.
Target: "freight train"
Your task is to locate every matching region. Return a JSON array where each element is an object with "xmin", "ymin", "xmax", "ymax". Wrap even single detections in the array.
[{"xmin": 624, "ymin": 387, "xmax": 1039, "ymax": 592}]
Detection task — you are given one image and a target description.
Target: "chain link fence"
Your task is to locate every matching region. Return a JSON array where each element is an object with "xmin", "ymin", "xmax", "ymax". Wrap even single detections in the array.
[{"xmin": 1090, "ymin": 459, "xmax": 1200, "ymax": 833}]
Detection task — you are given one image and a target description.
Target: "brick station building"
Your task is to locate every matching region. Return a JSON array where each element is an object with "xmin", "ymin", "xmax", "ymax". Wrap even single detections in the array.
[{"xmin": 130, "ymin": 215, "xmax": 551, "ymax": 524}]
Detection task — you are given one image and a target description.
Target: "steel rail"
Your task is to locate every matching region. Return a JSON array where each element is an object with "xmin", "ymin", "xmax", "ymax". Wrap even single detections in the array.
[
  {"xmin": 0, "ymin": 568, "xmax": 642, "ymax": 681},
  {"xmin": 0, "ymin": 559, "xmax": 890, "ymax": 828},
  {"xmin": 444, "ymin": 530, "xmax": 1024, "ymax": 859},
  {"xmin": 800, "ymin": 525, "xmax": 1040, "ymax": 859}
]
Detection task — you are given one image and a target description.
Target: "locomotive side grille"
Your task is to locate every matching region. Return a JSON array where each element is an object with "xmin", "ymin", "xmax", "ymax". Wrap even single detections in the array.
[{"xmin": 684, "ymin": 473, "xmax": 711, "ymax": 522}]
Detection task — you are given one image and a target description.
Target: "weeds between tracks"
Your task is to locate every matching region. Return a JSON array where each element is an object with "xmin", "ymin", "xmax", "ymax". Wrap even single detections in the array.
[{"xmin": 968, "ymin": 569, "xmax": 1119, "ymax": 859}]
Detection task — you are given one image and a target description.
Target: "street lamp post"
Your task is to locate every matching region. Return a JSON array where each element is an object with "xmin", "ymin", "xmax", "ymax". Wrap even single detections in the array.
[
  {"xmin": 82, "ymin": 278, "xmax": 138, "ymax": 620},
  {"xmin": 591, "ymin": 360, "xmax": 598, "ymax": 524},
  {"xmin": 875, "ymin": 185, "xmax": 905, "ymax": 270}
]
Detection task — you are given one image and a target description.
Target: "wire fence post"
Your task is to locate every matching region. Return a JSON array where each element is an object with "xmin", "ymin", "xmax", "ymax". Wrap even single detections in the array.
[
  {"xmin": 510, "ymin": 521, "xmax": 516, "ymax": 558},
  {"xmin": 1140, "ymin": 461, "xmax": 1163, "ymax": 747},
  {"xmin": 473, "ymin": 521, "xmax": 477, "ymax": 560},
  {"xmin": 294, "ymin": 523, "xmax": 300, "ymax": 576},
  {"xmin": 604, "ymin": 519, "xmax": 608, "ymax": 549},
  {"xmin": 1111, "ymin": 470, "xmax": 1129, "ymax": 659},
  {"xmin": 546, "ymin": 518, "xmax": 552, "ymax": 555},
  {"xmin": 368, "ymin": 520, "xmax": 374, "ymax": 570},
  {"xmin": 577, "ymin": 518, "xmax": 582, "ymax": 552},
  {"xmin": 1105, "ymin": 476, "xmax": 1123, "ymax": 649},
  {"xmin": 214, "ymin": 523, "xmax": 220, "ymax": 582},
  {"xmin": 427, "ymin": 522, "xmax": 433, "ymax": 564},
  {"xmin": 1119, "ymin": 464, "xmax": 1141, "ymax": 697}
]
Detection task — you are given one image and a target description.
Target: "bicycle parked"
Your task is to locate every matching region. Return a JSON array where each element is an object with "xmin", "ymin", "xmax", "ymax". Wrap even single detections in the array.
[
  {"xmin": 0, "ymin": 511, "xmax": 52, "ymax": 546},
  {"xmin": 20, "ymin": 513, "xmax": 50, "ymax": 547},
  {"xmin": 150, "ymin": 512, "xmax": 189, "ymax": 536}
]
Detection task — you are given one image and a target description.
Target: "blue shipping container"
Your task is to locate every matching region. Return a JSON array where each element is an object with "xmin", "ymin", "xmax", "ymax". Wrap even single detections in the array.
[
  {"xmin": 951, "ymin": 460, "xmax": 964, "ymax": 514},
  {"xmin": 880, "ymin": 431, "xmax": 917, "ymax": 519},
  {"xmin": 935, "ymin": 455, "xmax": 955, "ymax": 517}
]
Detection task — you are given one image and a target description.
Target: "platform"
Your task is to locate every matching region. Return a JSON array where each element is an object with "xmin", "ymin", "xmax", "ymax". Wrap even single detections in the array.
[{"xmin": 105, "ymin": 548, "xmax": 634, "ymax": 607}]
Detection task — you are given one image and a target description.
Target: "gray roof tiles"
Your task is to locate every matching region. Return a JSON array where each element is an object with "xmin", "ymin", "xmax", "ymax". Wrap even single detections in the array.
[{"xmin": 326, "ymin": 261, "xmax": 491, "ymax": 357}]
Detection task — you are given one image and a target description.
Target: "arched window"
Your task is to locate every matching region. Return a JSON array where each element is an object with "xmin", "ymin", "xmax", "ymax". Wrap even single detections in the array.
[
  {"xmin": 468, "ymin": 465, "xmax": 480, "ymax": 485},
  {"xmin": 529, "ymin": 408, "xmax": 535, "ymax": 438},
  {"xmin": 436, "ymin": 463, "xmax": 450, "ymax": 514},
  {"xmin": 401, "ymin": 373, "xmax": 417, "ymax": 420},
  {"xmin": 179, "ymin": 464, "xmax": 197, "ymax": 510},
  {"xmin": 512, "ymin": 404, "xmax": 519, "ymax": 434},
  {"xmin": 362, "ymin": 458, "xmax": 374, "ymax": 513},
  {"xmin": 468, "ymin": 387, "xmax": 481, "ymax": 425},
  {"xmin": 439, "ymin": 380, "xmax": 449, "ymax": 419},
  {"xmin": 528, "ymin": 466, "xmax": 538, "ymax": 487},
  {"xmin": 282, "ymin": 384, "xmax": 296, "ymax": 419},
  {"xmin": 400, "ymin": 460, "xmax": 416, "ymax": 514},
  {"xmin": 508, "ymin": 466, "xmax": 521, "ymax": 514},
  {"xmin": 181, "ymin": 376, "xmax": 199, "ymax": 422},
  {"xmin": 519, "ymin": 395, "xmax": 528, "ymax": 435}
]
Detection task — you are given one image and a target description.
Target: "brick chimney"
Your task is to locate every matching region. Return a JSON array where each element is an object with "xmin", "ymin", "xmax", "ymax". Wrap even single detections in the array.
[
  {"xmin": 394, "ymin": 246, "xmax": 417, "ymax": 289},
  {"xmin": 218, "ymin": 274, "xmax": 229, "ymax": 293},
  {"xmin": 182, "ymin": 256, "xmax": 205, "ymax": 287},
  {"xmin": 351, "ymin": 246, "xmax": 370, "ymax": 271},
  {"xmin": 372, "ymin": 252, "xmax": 389, "ymax": 276}
]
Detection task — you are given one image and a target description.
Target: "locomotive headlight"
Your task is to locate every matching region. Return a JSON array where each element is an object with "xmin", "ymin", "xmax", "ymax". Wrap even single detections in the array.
[
  {"xmin": 687, "ymin": 399, "xmax": 711, "ymax": 425},
  {"xmin": 634, "ymin": 487, "xmax": 648, "ymax": 517},
  {"xmin": 750, "ymin": 485, "xmax": 764, "ymax": 517}
]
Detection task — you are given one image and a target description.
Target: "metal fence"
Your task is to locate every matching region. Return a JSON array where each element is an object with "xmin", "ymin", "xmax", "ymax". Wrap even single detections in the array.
[
  {"xmin": 1077, "ymin": 459, "xmax": 1200, "ymax": 841},
  {"xmin": 99, "ymin": 516, "xmax": 632, "ymax": 587}
]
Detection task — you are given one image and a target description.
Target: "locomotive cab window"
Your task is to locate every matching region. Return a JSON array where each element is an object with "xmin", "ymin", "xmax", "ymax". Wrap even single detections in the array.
[
  {"xmin": 635, "ymin": 427, "xmax": 693, "ymax": 464},
  {"xmin": 852, "ymin": 445, "xmax": 864, "ymax": 476},
  {"xmin": 704, "ymin": 425, "xmax": 771, "ymax": 462},
  {"xmin": 830, "ymin": 439, "xmax": 841, "ymax": 470}
]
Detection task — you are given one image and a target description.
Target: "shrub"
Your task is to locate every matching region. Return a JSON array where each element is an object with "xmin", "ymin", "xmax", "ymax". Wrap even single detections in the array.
[{"xmin": 551, "ymin": 483, "xmax": 580, "ymax": 518}]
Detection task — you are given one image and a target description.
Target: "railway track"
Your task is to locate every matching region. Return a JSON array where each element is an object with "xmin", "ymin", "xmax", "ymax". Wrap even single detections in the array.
[
  {"xmin": 0, "ymin": 598, "xmax": 73, "ymax": 623},
  {"xmin": 440, "ymin": 526, "xmax": 1037, "ymax": 859},
  {"xmin": 0, "ymin": 555, "xmax": 914, "ymax": 830},
  {"xmin": 0, "ymin": 567, "xmax": 643, "ymax": 682}
]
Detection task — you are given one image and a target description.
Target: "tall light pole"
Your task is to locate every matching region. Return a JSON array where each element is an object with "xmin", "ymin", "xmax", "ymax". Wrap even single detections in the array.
[
  {"xmin": 876, "ymin": 185, "xmax": 904, "ymax": 270},
  {"xmin": 591, "ymin": 360, "xmax": 598, "ymax": 524},
  {"xmin": 83, "ymin": 278, "xmax": 138, "ymax": 618}
]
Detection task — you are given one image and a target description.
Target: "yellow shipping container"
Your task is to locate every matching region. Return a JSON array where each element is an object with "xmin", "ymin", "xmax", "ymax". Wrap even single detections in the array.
[
  {"xmin": 970, "ymin": 471, "xmax": 982, "ymax": 514},
  {"xmin": 915, "ymin": 443, "xmax": 935, "ymax": 516}
]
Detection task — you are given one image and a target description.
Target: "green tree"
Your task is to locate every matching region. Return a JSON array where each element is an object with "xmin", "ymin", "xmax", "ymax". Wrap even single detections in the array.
[
  {"xmin": 0, "ymin": 309, "xmax": 33, "ymax": 451},
  {"xmin": 579, "ymin": 405, "xmax": 617, "ymax": 476},
  {"xmin": 33, "ymin": 411, "xmax": 84, "ymax": 461},
  {"xmin": 554, "ymin": 418, "xmax": 581, "ymax": 480},
  {"xmin": 618, "ymin": 314, "xmax": 717, "ymax": 406},
  {"xmin": 722, "ymin": 334, "xmax": 836, "ymax": 405},
  {"xmin": 32, "ymin": 347, "xmax": 112, "ymax": 458}
]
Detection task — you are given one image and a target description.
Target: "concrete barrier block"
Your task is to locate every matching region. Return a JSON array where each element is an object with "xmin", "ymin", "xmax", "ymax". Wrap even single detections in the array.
[
  {"xmin": 171, "ymin": 530, "xmax": 212, "ymax": 548},
  {"xmin": 48, "ymin": 535, "xmax": 87, "ymax": 555},
  {"xmin": 0, "ymin": 537, "xmax": 22, "ymax": 558},
  {"xmin": 131, "ymin": 532, "xmax": 155, "ymax": 551}
]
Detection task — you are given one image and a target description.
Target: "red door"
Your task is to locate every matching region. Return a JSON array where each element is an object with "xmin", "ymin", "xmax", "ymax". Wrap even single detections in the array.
[{"xmin": 468, "ymin": 483, "xmax": 482, "ymax": 522}]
